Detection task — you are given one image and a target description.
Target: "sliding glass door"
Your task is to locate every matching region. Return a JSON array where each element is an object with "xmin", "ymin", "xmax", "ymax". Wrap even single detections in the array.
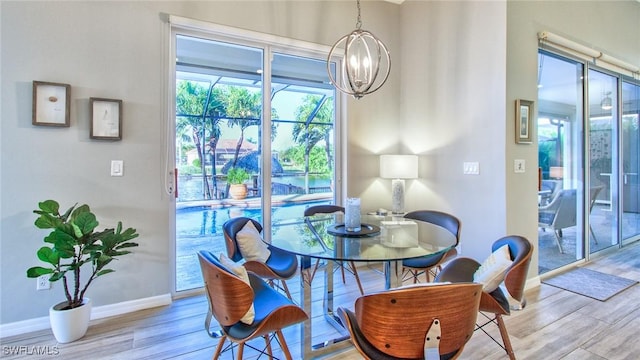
[
  {"xmin": 172, "ymin": 31, "xmax": 339, "ymax": 292},
  {"xmin": 588, "ymin": 69, "xmax": 620, "ymax": 255},
  {"xmin": 622, "ymin": 80, "xmax": 640, "ymax": 242},
  {"xmin": 537, "ymin": 51, "xmax": 585, "ymax": 273},
  {"xmin": 538, "ymin": 49, "xmax": 640, "ymax": 274}
]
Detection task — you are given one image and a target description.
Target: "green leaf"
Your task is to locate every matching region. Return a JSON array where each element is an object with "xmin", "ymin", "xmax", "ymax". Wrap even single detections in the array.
[
  {"xmin": 50, "ymin": 272, "xmax": 65, "ymax": 281},
  {"xmin": 96, "ymin": 254, "xmax": 113, "ymax": 269},
  {"xmin": 96, "ymin": 269, "xmax": 114, "ymax": 277},
  {"xmin": 36, "ymin": 247, "xmax": 60, "ymax": 265},
  {"xmin": 53, "ymin": 231, "xmax": 77, "ymax": 258},
  {"xmin": 34, "ymin": 214, "xmax": 61, "ymax": 229},
  {"xmin": 71, "ymin": 223, "xmax": 83, "ymax": 238},
  {"xmin": 73, "ymin": 211, "xmax": 98, "ymax": 236},
  {"xmin": 60, "ymin": 203, "xmax": 78, "ymax": 221},
  {"xmin": 27, "ymin": 267, "xmax": 53, "ymax": 278},
  {"xmin": 38, "ymin": 200, "xmax": 60, "ymax": 214},
  {"xmin": 108, "ymin": 250, "xmax": 132, "ymax": 257},
  {"xmin": 114, "ymin": 242, "xmax": 139, "ymax": 250}
]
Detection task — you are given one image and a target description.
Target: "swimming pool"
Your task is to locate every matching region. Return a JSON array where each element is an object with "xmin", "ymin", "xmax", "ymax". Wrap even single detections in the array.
[
  {"xmin": 176, "ymin": 199, "xmax": 329, "ymax": 237},
  {"xmin": 175, "ymin": 199, "xmax": 329, "ymax": 291}
]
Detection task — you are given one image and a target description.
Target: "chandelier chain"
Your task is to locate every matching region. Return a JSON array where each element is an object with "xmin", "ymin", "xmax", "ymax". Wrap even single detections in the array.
[{"xmin": 355, "ymin": 0, "xmax": 362, "ymax": 29}]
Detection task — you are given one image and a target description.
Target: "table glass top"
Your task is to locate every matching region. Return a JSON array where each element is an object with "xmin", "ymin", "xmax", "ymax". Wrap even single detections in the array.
[{"xmin": 270, "ymin": 214, "xmax": 456, "ymax": 262}]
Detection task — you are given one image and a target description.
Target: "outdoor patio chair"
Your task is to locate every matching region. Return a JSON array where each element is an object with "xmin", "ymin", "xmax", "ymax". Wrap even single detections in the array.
[
  {"xmin": 589, "ymin": 185, "xmax": 605, "ymax": 244},
  {"xmin": 538, "ymin": 189, "xmax": 577, "ymax": 254}
]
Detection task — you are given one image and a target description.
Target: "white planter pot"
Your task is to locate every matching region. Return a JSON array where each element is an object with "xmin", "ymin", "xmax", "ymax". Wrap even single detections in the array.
[{"xmin": 49, "ymin": 298, "xmax": 92, "ymax": 343}]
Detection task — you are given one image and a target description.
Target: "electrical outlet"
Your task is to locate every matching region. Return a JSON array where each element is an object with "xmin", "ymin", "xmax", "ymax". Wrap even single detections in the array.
[
  {"xmin": 37, "ymin": 275, "xmax": 50, "ymax": 290},
  {"xmin": 463, "ymin": 162, "xmax": 480, "ymax": 175}
]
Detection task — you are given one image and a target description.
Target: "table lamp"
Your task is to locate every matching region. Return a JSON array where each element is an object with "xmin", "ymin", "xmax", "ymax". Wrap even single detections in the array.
[{"xmin": 380, "ymin": 155, "xmax": 418, "ymax": 214}]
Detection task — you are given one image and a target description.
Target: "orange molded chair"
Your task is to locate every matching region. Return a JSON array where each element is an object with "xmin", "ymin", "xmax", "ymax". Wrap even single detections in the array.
[
  {"xmin": 338, "ymin": 282, "xmax": 482, "ymax": 359},
  {"xmin": 198, "ymin": 251, "xmax": 307, "ymax": 360},
  {"xmin": 402, "ymin": 210, "xmax": 461, "ymax": 283},
  {"xmin": 223, "ymin": 217, "xmax": 298, "ymax": 299},
  {"xmin": 436, "ymin": 235, "xmax": 533, "ymax": 360}
]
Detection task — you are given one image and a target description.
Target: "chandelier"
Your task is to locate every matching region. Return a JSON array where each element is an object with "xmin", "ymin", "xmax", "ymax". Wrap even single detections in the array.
[
  {"xmin": 327, "ymin": 0, "xmax": 391, "ymax": 99},
  {"xmin": 601, "ymin": 91, "xmax": 612, "ymax": 110}
]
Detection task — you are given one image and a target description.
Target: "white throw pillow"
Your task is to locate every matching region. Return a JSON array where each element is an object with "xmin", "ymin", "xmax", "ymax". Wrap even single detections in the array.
[
  {"xmin": 219, "ymin": 253, "xmax": 255, "ymax": 325},
  {"xmin": 473, "ymin": 244, "xmax": 513, "ymax": 292},
  {"xmin": 236, "ymin": 220, "xmax": 271, "ymax": 263}
]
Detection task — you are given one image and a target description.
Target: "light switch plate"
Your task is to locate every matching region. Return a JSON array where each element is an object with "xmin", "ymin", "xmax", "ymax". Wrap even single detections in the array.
[
  {"xmin": 111, "ymin": 160, "xmax": 124, "ymax": 176},
  {"xmin": 514, "ymin": 159, "xmax": 525, "ymax": 173}
]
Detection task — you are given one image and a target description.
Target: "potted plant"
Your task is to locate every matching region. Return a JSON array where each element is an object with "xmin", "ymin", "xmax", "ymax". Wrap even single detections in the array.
[
  {"xmin": 26, "ymin": 200, "xmax": 139, "ymax": 343},
  {"xmin": 226, "ymin": 167, "xmax": 250, "ymax": 200}
]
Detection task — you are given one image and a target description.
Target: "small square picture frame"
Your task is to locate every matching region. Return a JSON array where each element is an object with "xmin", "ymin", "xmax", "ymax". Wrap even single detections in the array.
[
  {"xmin": 90, "ymin": 97, "xmax": 122, "ymax": 140},
  {"xmin": 32, "ymin": 81, "xmax": 71, "ymax": 127},
  {"xmin": 515, "ymin": 99, "xmax": 534, "ymax": 144}
]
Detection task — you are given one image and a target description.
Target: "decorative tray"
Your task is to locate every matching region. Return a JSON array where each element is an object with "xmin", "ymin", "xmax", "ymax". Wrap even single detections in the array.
[{"xmin": 327, "ymin": 223, "xmax": 381, "ymax": 237}]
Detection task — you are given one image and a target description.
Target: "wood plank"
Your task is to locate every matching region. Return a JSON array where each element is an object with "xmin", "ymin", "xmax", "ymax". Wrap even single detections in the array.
[{"xmin": 4, "ymin": 244, "xmax": 640, "ymax": 359}]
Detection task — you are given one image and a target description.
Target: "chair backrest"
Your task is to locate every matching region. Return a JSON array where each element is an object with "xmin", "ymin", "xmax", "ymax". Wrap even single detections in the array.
[
  {"xmin": 552, "ymin": 189, "xmax": 577, "ymax": 229},
  {"xmin": 222, "ymin": 217, "xmax": 263, "ymax": 262},
  {"xmin": 404, "ymin": 210, "xmax": 462, "ymax": 247},
  {"xmin": 354, "ymin": 283, "xmax": 482, "ymax": 359},
  {"xmin": 197, "ymin": 250, "xmax": 254, "ymax": 327},
  {"xmin": 541, "ymin": 179, "xmax": 560, "ymax": 197},
  {"xmin": 304, "ymin": 204, "xmax": 344, "ymax": 216},
  {"xmin": 491, "ymin": 236, "xmax": 533, "ymax": 304}
]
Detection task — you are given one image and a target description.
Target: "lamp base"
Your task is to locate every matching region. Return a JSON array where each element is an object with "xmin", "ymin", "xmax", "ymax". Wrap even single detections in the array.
[{"xmin": 391, "ymin": 179, "xmax": 405, "ymax": 215}]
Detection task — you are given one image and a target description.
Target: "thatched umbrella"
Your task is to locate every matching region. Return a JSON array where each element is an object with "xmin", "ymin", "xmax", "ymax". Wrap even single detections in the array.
[{"xmin": 221, "ymin": 151, "xmax": 284, "ymax": 175}]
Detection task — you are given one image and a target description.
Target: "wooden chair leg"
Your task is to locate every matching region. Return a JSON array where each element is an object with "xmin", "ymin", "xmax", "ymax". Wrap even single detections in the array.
[
  {"xmin": 495, "ymin": 314, "xmax": 516, "ymax": 360},
  {"xmin": 264, "ymin": 334, "xmax": 273, "ymax": 359},
  {"xmin": 349, "ymin": 261, "xmax": 364, "ymax": 295},
  {"xmin": 212, "ymin": 335, "xmax": 227, "ymax": 360},
  {"xmin": 276, "ymin": 330, "xmax": 293, "ymax": 360},
  {"xmin": 236, "ymin": 342, "xmax": 245, "ymax": 360},
  {"xmin": 340, "ymin": 261, "xmax": 347, "ymax": 284}
]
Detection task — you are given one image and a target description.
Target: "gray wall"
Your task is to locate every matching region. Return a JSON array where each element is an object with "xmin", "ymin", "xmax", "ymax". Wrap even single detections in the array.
[
  {"xmin": 505, "ymin": 0, "xmax": 640, "ymax": 275},
  {"xmin": 0, "ymin": 0, "xmax": 401, "ymax": 324},
  {"xmin": 1, "ymin": 0, "xmax": 638, "ymax": 326}
]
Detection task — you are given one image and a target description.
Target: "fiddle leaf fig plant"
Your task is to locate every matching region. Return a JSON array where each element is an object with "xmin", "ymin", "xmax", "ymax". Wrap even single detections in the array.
[{"xmin": 26, "ymin": 200, "xmax": 139, "ymax": 309}]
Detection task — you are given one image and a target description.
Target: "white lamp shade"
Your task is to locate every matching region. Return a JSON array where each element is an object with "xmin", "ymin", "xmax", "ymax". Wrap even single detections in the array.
[{"xmin": 380, "ymin": 155, "xmax": 418, "ymax": 179}]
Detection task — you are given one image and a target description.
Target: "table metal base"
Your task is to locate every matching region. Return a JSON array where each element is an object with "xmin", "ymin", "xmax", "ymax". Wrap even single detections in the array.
[{"xmin": 299, "ymin": 258, "xmax": 403, "ymax": 359}]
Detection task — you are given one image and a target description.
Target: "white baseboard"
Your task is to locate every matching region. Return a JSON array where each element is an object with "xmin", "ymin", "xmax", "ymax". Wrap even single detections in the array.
[
  {"xmin": 0, "ymin": 294, "xmax": 172, "ymax": 339},
  {"xmin": 525, "ymin": 275, "xmax": 541, "ymax": 290}
]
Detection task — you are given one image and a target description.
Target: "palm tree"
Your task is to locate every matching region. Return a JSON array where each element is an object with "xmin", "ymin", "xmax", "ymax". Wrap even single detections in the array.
[
  {"xmin": 292, "ymin": 95, "xmax": 334, "ymax": 192},
  {"xmin": 176, "ymin": 80, "xmax": 225, "ymax": 199},
  {"xmin": 225, "ymin": 87, "xmax": 261, "ymax": 168}
]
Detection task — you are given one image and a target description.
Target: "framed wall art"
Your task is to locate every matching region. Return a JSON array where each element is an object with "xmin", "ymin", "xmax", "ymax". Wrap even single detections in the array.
[
  {"xmin": 90, "ymin": 97, "xmax": 122, "ymax": 140},
  {"xmin": 515, "ymin": 99, "xmax": 534, "ymax": 144},
  {"xmin": 32, "ymin": 81, "xmax": 71, "ymax": 127}
]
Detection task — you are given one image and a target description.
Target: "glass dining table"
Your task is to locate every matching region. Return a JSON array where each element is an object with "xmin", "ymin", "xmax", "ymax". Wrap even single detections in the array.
[{"xmin": 269, "ymin": 213, "xmax": 457, "ymax": 359}]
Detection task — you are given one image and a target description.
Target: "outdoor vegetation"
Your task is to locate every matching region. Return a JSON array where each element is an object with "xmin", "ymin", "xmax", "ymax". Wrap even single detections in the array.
[{"xmin": 176, "ymin": 79, "xmax": 335, "ymax": 200}]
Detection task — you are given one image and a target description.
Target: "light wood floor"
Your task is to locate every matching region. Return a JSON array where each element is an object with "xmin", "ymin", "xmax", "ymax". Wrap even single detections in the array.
[{"xmin": 3, "ymin": 242, "xmax": 640, "ymax": 360}]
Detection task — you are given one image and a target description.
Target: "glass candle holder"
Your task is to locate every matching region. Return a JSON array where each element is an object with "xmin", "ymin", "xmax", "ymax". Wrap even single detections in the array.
[{"xmin": 345, "ymin": 197, "xmax": 362, "ymax": 232}]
